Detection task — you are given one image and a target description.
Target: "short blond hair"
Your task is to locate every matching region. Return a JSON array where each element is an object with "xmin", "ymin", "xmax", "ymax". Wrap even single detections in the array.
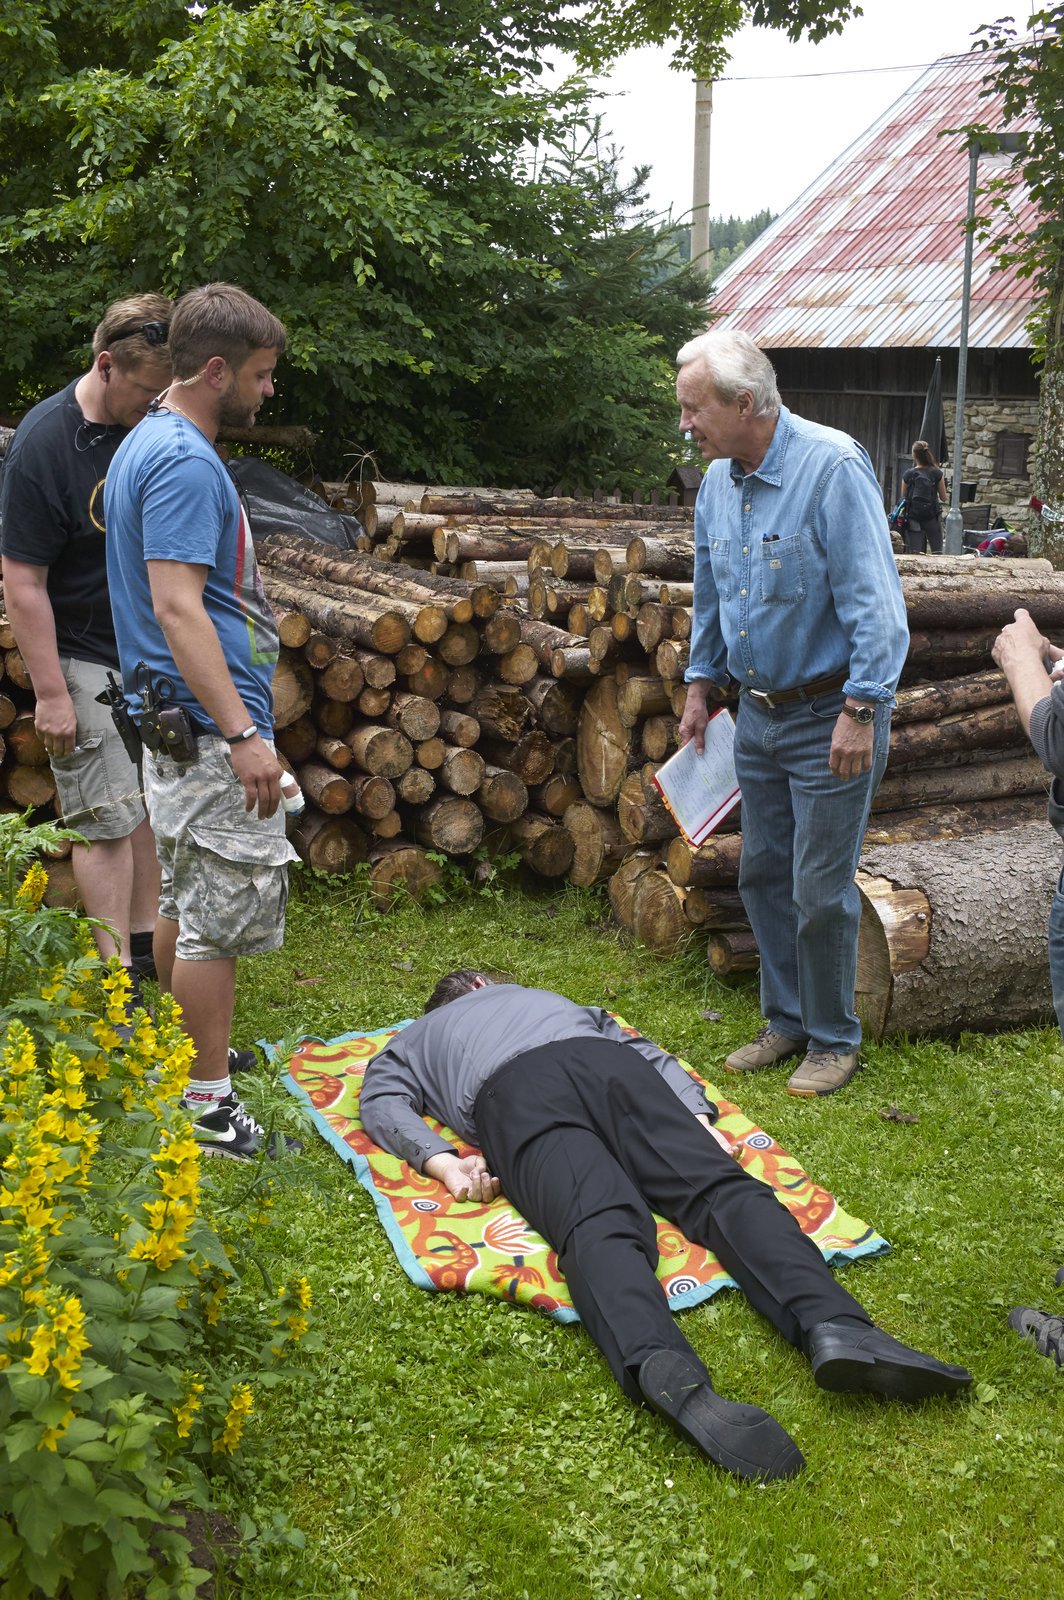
[{"xmin": 93, "ymin": 293, "xmax": 173, "ymax": 371}]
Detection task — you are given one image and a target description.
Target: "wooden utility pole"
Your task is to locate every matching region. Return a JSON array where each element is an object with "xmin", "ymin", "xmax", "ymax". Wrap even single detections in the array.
[{"xmin": 691, "ymin": 79, "xmax": 713, "ymax": 270}]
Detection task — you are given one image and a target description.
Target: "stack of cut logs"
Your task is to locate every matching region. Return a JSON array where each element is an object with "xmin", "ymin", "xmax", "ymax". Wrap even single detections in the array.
[{"xmin": 2, "ymin": 470, "xmax": 1061, "ymax": 1039}]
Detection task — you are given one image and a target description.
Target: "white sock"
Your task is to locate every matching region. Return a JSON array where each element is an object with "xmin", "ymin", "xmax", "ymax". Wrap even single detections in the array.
[{"xmin": 184, "ymin": 1074, "xmax": 233, "ymax": 1107}]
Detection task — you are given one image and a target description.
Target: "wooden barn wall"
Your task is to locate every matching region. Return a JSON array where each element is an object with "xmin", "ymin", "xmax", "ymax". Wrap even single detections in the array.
[
  {"xmin": 766, "ymin": 348, "xmax": 1039, "ymax": 504},
  {"xmin": 768, "ymin": 347, "xmax": 1038, "ymax": 399},
  {"xmin": 780, "ymin": 391, "xmax": 923, "ymax": 503}
]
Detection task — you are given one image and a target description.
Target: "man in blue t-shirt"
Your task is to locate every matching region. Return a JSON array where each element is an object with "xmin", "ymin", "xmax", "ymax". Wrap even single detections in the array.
[{"xmin": 106, "ymin": 283, "xmax": 298, "ymax": 1161}]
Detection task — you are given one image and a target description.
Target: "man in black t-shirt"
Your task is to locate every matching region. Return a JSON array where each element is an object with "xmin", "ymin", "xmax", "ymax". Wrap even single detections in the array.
[{"xmin": 0, "ymin": 294, "xmax": 172, "ymax": 987}]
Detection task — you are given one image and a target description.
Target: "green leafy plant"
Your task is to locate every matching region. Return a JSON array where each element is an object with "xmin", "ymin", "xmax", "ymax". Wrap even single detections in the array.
[{"xmin": 0, "ymin": 813, "xmax": 319, "ymax": 1599}]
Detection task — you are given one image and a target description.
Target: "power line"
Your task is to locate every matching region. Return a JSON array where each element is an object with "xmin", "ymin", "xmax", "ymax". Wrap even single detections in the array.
[{"xmin": 720, "ymin": 48, "xmax": 1006, "ymax": 84}]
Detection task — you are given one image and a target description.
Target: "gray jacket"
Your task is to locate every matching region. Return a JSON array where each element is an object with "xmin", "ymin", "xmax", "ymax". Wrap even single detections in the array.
[
  {"xmin": 1029, "ymin": 685, "xmax": 1064, "ymax": 843},
  {"xmin": 360, "ymin": 984, "xmax": 718, "ymax": 1171}
]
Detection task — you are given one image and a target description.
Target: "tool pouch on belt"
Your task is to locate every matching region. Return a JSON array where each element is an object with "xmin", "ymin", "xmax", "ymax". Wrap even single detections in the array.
[
  {"xmin": 140, "ymin": 704, "xmax": 198, "ymax": 764},
  {"xmin": 133, "ymin": 663, "xmax": 199, "ymax": 764}
]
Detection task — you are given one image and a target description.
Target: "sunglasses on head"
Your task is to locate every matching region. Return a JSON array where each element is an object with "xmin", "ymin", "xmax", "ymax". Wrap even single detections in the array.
[{"xmin": 110, "ymin": 320, "xmax": 169, "ymax": 348}]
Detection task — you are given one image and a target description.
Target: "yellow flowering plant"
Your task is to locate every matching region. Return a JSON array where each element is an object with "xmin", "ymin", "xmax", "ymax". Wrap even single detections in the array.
[{"xmin": 0, "ymin": 813, "xmax": 317, "ymax": 1599}]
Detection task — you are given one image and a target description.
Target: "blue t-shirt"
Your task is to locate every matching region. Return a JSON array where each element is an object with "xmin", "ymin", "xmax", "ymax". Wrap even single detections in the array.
[{"xmin": 104, "ymin": 412, "xmax": 279, "ymax": 734}]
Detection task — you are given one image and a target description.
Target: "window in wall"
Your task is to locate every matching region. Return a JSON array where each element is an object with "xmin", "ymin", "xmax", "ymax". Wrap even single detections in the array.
[{"xmin": 994, "ymin": 431, "xmax": 1033, "ymax": 478}]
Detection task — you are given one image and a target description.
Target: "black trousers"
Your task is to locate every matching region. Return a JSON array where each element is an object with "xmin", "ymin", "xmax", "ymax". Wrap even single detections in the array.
[{"xmin": 475, "ymin": 1038, "xmax": 870, "ymax": 1401}]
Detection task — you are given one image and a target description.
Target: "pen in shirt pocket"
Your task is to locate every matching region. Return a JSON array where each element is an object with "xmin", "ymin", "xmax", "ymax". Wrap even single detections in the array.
[{"xmin": 762, "ymin": 534, "xmax": 780, "ymax": 543}]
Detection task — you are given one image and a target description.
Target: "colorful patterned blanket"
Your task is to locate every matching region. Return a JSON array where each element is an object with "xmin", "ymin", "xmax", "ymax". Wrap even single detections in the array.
[{"xmin": 280, "ymin": 1021, "xmax": 889, "ymax": 1324}]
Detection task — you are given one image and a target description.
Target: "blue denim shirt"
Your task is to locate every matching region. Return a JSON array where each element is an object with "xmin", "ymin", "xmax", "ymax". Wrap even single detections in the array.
[{"xmin": 684, "ymin": 407, "xmax": 909, "ymax": 703}]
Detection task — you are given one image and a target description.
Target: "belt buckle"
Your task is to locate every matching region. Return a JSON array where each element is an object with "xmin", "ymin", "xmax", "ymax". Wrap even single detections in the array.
[{"xmin": 747, "ymin": 688, "xmax": 776, "ymax": 707}]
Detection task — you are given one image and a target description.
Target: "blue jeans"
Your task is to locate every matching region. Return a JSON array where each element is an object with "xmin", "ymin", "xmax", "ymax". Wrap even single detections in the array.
[
  {"xmin": 1048, "ymin": 873, "xmax": 1064, "ymax": 1037},
  {"xmin": 733, "ymin": 689, "xmax": 892, "ymax": 1054}
]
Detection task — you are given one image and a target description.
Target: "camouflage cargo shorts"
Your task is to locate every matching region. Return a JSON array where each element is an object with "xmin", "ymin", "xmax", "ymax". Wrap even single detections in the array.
[{"xmin": 144, "ymin": 739, "xmax": 299, "ymax": 962}]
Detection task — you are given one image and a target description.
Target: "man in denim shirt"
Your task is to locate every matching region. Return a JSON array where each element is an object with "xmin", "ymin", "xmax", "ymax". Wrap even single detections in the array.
[{"xmin": 676, "ymin": 330, "xmax": 908, "ymax": 1096}]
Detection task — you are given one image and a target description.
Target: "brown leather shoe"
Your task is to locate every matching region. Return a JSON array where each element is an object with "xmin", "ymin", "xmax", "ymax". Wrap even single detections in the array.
[
  {"xmin": 724, "ymin": 1026, "xmax": 806, "ymax": 1074},
  {"xmin": 786, "ymin": 1050, "xmax": 861, "ymax": 1097}
]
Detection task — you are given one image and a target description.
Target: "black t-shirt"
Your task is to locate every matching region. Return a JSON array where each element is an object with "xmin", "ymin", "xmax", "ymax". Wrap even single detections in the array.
[
  {"xmin": 0, "ymin": 379, "xmax": 130, "ymax": 667},
  {"xmin": 902, "ymin": 465, "xmax": 943, "ymax": 521}
]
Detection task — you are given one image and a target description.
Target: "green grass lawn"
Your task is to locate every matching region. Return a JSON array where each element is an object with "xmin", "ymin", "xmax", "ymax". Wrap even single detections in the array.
[{"xmin": 206, "ymin": 864, "xmax": 1064, "ymax": 1600}]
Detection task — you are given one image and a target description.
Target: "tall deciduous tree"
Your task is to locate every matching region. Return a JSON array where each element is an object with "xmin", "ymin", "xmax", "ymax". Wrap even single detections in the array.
[
  {"xmin": 0, "ymin": 1, "xmax": 855, "ymax": 487},
  {"xmin": 968, "ymin": 8, "xmax": 1064, "ymax": 559}
]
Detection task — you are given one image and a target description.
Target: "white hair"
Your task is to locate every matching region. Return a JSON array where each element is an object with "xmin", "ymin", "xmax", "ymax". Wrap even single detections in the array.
[{"xmin": 676, "ymin": 328, "xmax": 781, "ymax": 418}]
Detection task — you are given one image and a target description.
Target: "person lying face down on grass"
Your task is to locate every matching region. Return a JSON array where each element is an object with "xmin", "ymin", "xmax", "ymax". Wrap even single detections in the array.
[{"xmin": 359, "ymin": 972, "xmax": 973, "ymax": 1483}]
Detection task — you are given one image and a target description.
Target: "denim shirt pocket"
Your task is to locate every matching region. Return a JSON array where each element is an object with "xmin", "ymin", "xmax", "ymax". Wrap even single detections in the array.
[
  {"xmin": 759, "ymin": 531, "xmax": 805, "ymax": 604},
  {"xmin": 709, "ymin": 536, "xmax": 733, "ymax": 600}
]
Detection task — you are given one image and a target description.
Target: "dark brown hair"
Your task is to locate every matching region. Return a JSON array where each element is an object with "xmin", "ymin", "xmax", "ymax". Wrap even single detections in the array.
[
  {"xmin": 424, "ymin": 971, "xmax": 494, "ymax": 1012},
  {"xmin": 168, "ymin": 282, "xmax": 286, "ymax": 379}
]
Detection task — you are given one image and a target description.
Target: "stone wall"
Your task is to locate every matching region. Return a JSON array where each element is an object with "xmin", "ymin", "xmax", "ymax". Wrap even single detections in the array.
[{"xmin": 943, "ymin": 396, "xmax": 1039, "ymax": 529}]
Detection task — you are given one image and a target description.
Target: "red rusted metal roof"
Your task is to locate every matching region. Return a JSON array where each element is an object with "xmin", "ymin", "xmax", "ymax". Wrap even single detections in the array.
[{"xmin": 712, "ymin": 51, "xmax": 1039, "ymax": 349}]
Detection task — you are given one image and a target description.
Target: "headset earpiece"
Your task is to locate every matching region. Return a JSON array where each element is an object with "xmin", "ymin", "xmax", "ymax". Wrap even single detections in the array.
[{"xmin": 102, "ymin": 364, "xmax": 111, "ymax": 383}]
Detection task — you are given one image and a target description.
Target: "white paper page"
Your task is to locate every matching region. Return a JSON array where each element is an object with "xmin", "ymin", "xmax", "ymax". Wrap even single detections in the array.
[{"xmin": 652, "ymin": 710, "xmax": 741, "ymax": 845}]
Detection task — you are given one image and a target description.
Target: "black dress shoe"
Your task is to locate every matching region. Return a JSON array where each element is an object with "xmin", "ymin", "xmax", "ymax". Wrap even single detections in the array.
[
  {"xmin": 637, "ymin": 1349, "xmax": 805, "ymax": 1482},
  {"xmin": 807, "ymin": 1320, "xmax": 973, "ymax": 1400}
]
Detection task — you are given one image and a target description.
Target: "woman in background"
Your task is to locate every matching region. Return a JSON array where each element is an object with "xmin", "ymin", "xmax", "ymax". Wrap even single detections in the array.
[{"xmin": 900, "ymin": 441, "xmax": 948, "ymax": 555}]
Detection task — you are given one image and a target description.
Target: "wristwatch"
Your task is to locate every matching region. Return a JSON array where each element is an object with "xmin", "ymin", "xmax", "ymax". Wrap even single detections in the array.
[{"xmin": 841, "ymin": 703, "xmax": 875, "ymax": 725}]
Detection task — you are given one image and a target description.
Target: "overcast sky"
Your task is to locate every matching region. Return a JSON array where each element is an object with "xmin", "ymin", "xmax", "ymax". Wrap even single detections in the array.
[{"xmin": 583, "ymin": 0, "xmax": 1036, "ymax": 224}]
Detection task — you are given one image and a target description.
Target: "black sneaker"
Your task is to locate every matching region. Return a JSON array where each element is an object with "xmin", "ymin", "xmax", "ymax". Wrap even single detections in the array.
[
  {"xmin": 227, "ymin": 1046, "xmax": 259, "ymax": 1074},
  {"xmin": 185, "ymin": 1092, "xmax": 300, "ymax": 1161},
  {"xmin": 1008, "ymin": 1306, "xmax": 1064, "ymax": 1367}
]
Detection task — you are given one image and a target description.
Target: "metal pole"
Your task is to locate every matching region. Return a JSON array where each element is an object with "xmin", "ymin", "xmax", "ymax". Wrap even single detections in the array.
[
  {"xmin": 690, "ymin": 79, "xmax": 713, "ymax": 270},
  {"xmin": 944, "ymin": 140, "xmax": 979, "ymax": 555}
]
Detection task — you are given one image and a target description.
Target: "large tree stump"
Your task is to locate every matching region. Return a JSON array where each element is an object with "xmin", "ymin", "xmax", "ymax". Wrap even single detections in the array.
[{"xmin": 854, "ymin": 824, "xmax": 1060, "ymax": 1039}]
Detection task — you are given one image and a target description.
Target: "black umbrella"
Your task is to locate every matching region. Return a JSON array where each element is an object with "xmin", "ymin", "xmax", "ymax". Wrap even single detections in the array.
[{"xmin": 919, "ymin": 357, "xmax": 946, "ymax": 461}]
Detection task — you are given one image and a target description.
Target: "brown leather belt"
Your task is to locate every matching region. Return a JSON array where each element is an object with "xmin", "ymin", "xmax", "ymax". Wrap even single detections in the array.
[{"xmin": 744, "ymin": 671, "xmax": 848, "ymax": 709}]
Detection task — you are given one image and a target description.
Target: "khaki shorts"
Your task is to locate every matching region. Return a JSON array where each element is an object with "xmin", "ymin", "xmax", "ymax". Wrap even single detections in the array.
[
  {"xmin": 144, "ymin": 739, "xmax": 298, "ymax": 963},
  {"xmin": 50, "ymin": 657, "xmax": 145, "ymax": 841}
]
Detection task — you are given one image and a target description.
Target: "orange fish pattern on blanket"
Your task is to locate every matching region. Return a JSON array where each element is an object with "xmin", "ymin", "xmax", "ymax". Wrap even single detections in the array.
[{"xmin": 284, "ymin": 1019, "xmax": 887, "ymax": 1320}]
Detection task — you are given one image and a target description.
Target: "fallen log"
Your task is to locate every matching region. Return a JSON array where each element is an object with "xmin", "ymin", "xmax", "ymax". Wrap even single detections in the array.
[
  {"xmin": 262, "ymin": 573, "xmax": 411, "ymax": 654},
  {"xmin": 477, "ymin": 766, "xmax": 529, "ymax": 823},
  {"xmin": 872, "ymin": 755, "xmax": 1049, "ymax": 812},
  {"xmin": 414, "ymin": 796, "xmax": 484, "ymax": 855},
  {"xmin": 666, "ymin": 833, "xmax": 743, "ymax": 888},
  {"xmin": 901, "ymin": 571, "xmax": 1064, "ymax": 630},
  {"xmin": 395, "ymin": 767, "xmax": 436, "ymax": 805},
  {"xmin": 271, "ymin": 651, "xmax": 315, "ymax": 729},
  {"xmin": 291, "ymin": 809, "xmax": 369, "ymax": 874},
  {"xmin": 528, "ymin": 774, "xmax": 582, "ymax": 817},
  {"xmin": 707, "ymin": 929, "xmax": 760, "ymax": 974},
  {"xmin": 577, "ymin": 676, "xmax": 635, "ymax": 806},
  {"xmin": 626, "ymin": 537, "xmax": 694, "ymax": 579},
  {"xmin": 855, "ymin": 825, "xmax": 1060, "ymax": 1039},
  {"xmin": 367, "ymin": 840, "xmax": 443, "ymax": 907},
  {"xmin": 564, "ymin": 801, "xmax": 630, "ymax": 886},
  {"xmin": 478, "ymin": 731, "xmax": 555, "ymax": 786},
  {"xmin": 508, "ymin": 812, "xmax": 576, "ymax": 877},
  {"xmin": 617, "ymin": 769, "xmax": 678, "ymax": 846},
  {"xmin": 891, "ymin": 668, "xmax": 1009, "ymax": 726},
  {"xmin": 630, "ymin": 867, "xmax": 700, "ymax": 955},
  {"xmin": 608, "ymin": 850, "xmax": 660, "ymax": 930},
  {"xmin": 885, "ymin": 701, "xmax": 1025, "ymax": 770}
]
